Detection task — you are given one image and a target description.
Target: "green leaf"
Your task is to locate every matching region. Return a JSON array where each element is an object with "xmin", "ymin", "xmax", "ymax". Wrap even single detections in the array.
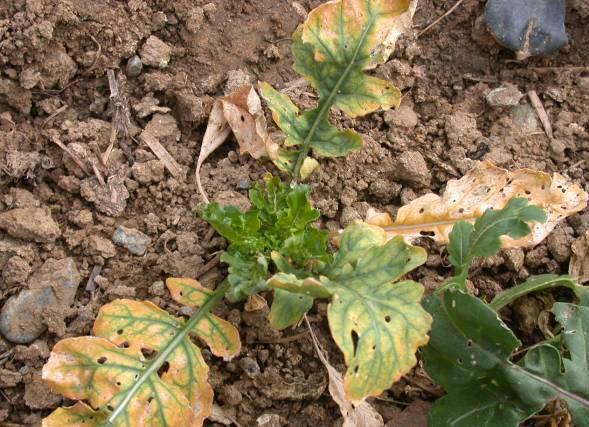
[
  {"xmin": 222, "ymin": 251, "xmax": 269, "ymax": 302},
  {"xmin": 201, "ymin": 203, "xmax": 263, "ymax": 254},
  {"xmin": 321, "ymin": 222, "xmax": 430, "ymax": 401},
  {"xmin": 490, "ymin": 274, "xmax": 585, "ymax": 311},
  {"xmin": 268, "ymin": 289, "xmax": 314, "ymax": 330},
  {"xmin": 423, "ymin": 291, "xmax": 589, "ymax": 427},
  {"xmin": 260, "ymin": 0, "xmax": 412, "ymax": 178},
  {"xmin": 447, "ymin": 198, "xmax": 547, "ymax": 289}
]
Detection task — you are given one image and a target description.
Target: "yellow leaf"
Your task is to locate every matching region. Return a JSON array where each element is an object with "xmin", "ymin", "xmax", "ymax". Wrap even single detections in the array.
[
  {"xmin": 43, "ymin": 280, "xmax": 239, "ymax": 426},
  {"xmin": 367, "ymin": 161, "xmax": 588, "ymax": 248},
  {"xmin": 166, "ymin": 278, "xmax": 241, "ymax": 360}
]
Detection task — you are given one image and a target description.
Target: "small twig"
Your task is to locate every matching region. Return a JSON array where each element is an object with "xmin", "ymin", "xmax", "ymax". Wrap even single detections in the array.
[
  {"xmin": 528, "ymin": 90, "xmax": 553, "ymax": 140},
  {"xmin": 41, "ymin": 104, "xmax": 68, "ymax": 129},
  {"xmin": 417, "ymin": 0, "xmax": 465, "ymax": 38},
  {"xmin": 85, "ymin": 265, "xmax": 103, "ymax": 293},
  {"xmin": 88, "ymin": 34, "xmax": 102, "ymax": 72},
  {"xmin": 48, "ymin": 136, "xmax": 92, "ymax": 176},
  {"xmin": 106, "ymin": 69, "xmax": 134, "ymax": 165},
  {"xmin": 195, "ymin": 253, "xmax": 222, "ymax": 279}
]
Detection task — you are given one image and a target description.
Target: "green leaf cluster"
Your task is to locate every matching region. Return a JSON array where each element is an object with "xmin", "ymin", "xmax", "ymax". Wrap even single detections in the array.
[{"xmin": 201, "ymin": 176, "xmax": 330, "ymax": 305}]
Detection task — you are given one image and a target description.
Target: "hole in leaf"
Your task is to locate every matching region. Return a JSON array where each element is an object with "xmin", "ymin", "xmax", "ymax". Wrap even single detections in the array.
[
  {"xmin": 419, "ymin": 208, "xmax": 424, "ymax": 214},
  {"xmin": 119, "ymin": 341, "xmax": 130, "ymax": 349},
  {"xmin": 351, "ymin": 330, "xmax": 360, "ymax": 356},
  {"xmin": 116, "ymin": 382, "xmax": 121, "ymax": 386},
  {"xmin": 419, "ymin": 230, "xmax": 435, "ymax": 237},
  {"xmin": 240, "ymin": 115, "xmax": 245, "ymax": 122},
  {"xmin": 157, "ymin": 361, "xmax": 170, "ymax": 378},
  {"xmin": 298, "ymin": 295, "xmax": 304, "ymax": 300},
  {"xmin": 117, "ymin": 329, "xmax": 124, "ymax": 335},
  {"xmin": 384, "ymin": 315, "xmax": 391, "ymax": 323},
  {"xmin": 147, "ymin": 396, "xmax": 154, "ymax": 403},
  {"xmin": 372, "ymin": 345, "xmax": 376, "ymax": 351},
  {"xmin": 179, "ymin": 291, "xmax": 183, "ymax": 296},
  {"xmin": 106, "ymin": 405, "xmax": 114, "ymax": 411},
  {"xmin": 457, "ymin": 358, "xmax": 463, "ymax": 365},
  {"xmin": 97, "ymin": 356, "xmax": 107, "ymax": 364},
  {"xmin": 134, "ymin": 374, "xmax": 139, "ymax": 380},
  {"xmin": 141, "ymin": 348, "xmax": 156, "ymax": 360},
  {"xmin": 353, "ymin": 365, "xmax": 359, "ymax": 374},
  {"xmin": 466, "ymin": 339, "xmax": 473, "ymax": 347}
]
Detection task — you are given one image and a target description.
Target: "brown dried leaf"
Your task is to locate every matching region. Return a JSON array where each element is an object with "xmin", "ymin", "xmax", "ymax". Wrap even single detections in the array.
[
  {"xmin": 305, "ymin": 317, "xmax": 384, "ymax": 427},
  {"xmin": 367, "ymin": 161, "xmax": 587, "ymax": 248},
  {"xmin": 196, "ymin": 85, "xmax": 270, "ymax": 202}
]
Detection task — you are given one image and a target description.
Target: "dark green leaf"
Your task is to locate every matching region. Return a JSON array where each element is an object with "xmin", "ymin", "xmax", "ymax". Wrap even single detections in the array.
[{"xmin": 423, "ymin": 291, "xmax": 589, "ymax": 427}]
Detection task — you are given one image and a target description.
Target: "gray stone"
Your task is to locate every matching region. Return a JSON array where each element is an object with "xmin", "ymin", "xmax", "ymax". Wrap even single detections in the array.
[
  {"xmin": 511, "ymin": 103, "xmax": 539, "ymax": 133},
  {"xmin": 484, "ymin": 0, "xmax": 568, "ymax": 60},
  {"xmin": 486, "ymin": 84, "xmax": 523, "ymax": 107},
  {"xmin": 0, "ymin": 208, "xmax": 60, "ymax": 242},
  {"xmin": 126, "ymin": 55, "xmax": 143, "ymax": 77},
  {"xmin": 113, "ymin": 226, "xmax": 152, "ymax": 256},
  {"xmin": 0, "ymin": 258, "xmax": 81, "ymax": 344}
]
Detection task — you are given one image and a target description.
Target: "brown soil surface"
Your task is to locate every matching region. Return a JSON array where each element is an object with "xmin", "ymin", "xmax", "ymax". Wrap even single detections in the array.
[{"xmin": 0, "ymin": 0, "xmax": 588, "ymax": 425}]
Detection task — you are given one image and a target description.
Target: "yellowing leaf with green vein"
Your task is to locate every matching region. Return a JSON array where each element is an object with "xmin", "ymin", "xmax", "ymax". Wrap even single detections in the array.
[
  {"xmin": 321, "ymin": 223, "xmax": 431, "ymax": 401},
  {"xmin": 260, "ymin": 0, "xmax": 415, "ymax": 179},
  {"xmin": 166, "ymin": 278, "xmax": 241, "ymax": 360},
  {"xmin": 43, "ymin": 280, "xmax": 239, "ymax": 427}
]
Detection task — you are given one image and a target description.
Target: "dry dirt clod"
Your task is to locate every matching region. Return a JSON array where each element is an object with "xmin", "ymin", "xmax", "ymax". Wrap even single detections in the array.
[
  {"xmin": 0, "ymin": 258, "xmax": 81, "ymax": 344},
  {"xmin": 112, "ymin": 225, "xmax": 152, "ymax": 256},
  {"xmin": 2, "ymin": 256, "xmax": 32, "ymax": 287},
  {"xmin": 80, "ymin": 176, "xmax": 129, "ymax": 217},
  {"xmin": 214, "ymin": 190, "xmax": 252, "ymax": 211},
  {"xmin": 383, "ymin": 104, "xmax": 418, "ymax": 129},
  {"xmin": 139, "ymin": 35, "xmax": 172, "ymax": 68},
  {"xmin": 131, "ymin": 160, "xmax": 165, "ymax": 184},
  {"xmin": 510, "ymin": 103, "xmax": 539, "ymax": 134},
  {"xmin": 257, "ymin": 414, "xmax": 282, "ymax": 427},
  {"xmin": 393, "ymin": 151, "xmax": 432, "ymax": 188},
  {"xmin": 0, "ymin": 207, "xmax": 60, "ymax": 242}
]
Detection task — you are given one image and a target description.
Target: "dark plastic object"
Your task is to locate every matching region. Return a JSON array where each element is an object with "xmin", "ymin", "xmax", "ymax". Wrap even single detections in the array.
[{"xmin": 484, "ymin": 0, "xmax": 568, "ymax": 59}]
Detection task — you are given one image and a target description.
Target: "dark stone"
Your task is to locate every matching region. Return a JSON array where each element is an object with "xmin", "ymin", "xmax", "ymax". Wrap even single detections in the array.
[{"xmin": 484, "ymin": 0, "xmax": 568, "ymax": 59}]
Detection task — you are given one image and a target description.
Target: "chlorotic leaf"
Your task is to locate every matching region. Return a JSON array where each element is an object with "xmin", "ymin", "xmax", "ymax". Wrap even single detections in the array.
[
  {"xmin": 42, "ymin": 402, "xmax": 108, "ymax": 427},
  {"xmin": 422, "ymin": 291, "xmax": 589, "ymax": 427},
  {"xmin": 367, "ymin": 161, "xmax": 588, "ymax": 247},
  {"xmin": 259, "ymin": 0, "xmax": 415, "ymax": 177},
  {"xmin": 321, "ymin": 222, "xmax": 431, "ymax": 402},
  {"xmin": 43, "ymin": 283, "xmax": 239, "ymax": 426},
  {"xmin": 166, "ymin": 278, "xmax": 241, "ymax": 360},
  {"xmin": 268, "ymin": 288, "xmax": 314, "ymax": 330}
]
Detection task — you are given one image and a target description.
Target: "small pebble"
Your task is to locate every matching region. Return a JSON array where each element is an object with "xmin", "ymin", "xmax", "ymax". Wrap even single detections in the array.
[
  {"xmin": 239, "ymin": 357, "xmax": 260, "ymax": 377},
  {"xmin": 237, "ymin": 180, "xmax": 251, "ymax": 190},
  {"xmin": 126, "ymin": 55, "xmax": 143, "ymax": 77},
  {"xmin": 112, "ymin": 226, "xmax": 152, "ymax": 256}
]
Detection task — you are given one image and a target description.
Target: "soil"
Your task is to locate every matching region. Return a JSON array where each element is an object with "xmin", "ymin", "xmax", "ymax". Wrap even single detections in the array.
[{"xmin": 0, "ymin": 0, "xmax": 588, "ymax": 426}]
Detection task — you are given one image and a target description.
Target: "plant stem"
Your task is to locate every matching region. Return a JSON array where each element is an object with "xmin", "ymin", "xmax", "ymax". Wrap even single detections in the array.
[{"xmin": 106, "ymin": 280, "xmax": 230, "ymax": 425}]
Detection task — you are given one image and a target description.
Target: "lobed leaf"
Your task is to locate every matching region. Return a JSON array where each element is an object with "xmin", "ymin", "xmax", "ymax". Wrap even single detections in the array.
[
  {"xmin": 366, "ymin": 161, "xmax": 588, "ymax": 247},
  {"xmin": 422, "ymin": 290, "xmax": 589, "ymax": 427},
  {"xmin": 323, "ymin": 224, "xmax": 430, "ymax": 401},
  {"xmin": 260, "ymin": 0, "xmax": 414, "ymax": 177},
  {"xmin": 268, "ymin": 222, "xmax": 429, "ymax": 402},
  {"xmin": 43, "ymin": 280, "xmax": 240, "ymax": 427},
  {"xmin": 447, "ymin": 197, "xmax": 546, "ymax": 282}
]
